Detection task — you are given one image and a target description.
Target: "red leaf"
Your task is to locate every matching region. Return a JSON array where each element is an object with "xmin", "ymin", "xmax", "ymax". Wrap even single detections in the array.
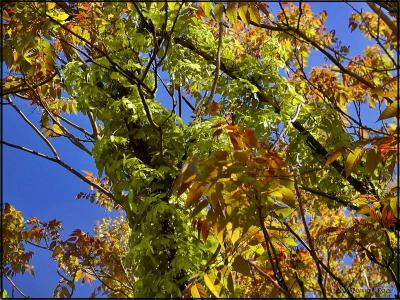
[
  {"xmin": 210, "ymin": 101, "xmax": 219, "ymax": 115},
  {"xmin": 243, "ymin": 128, "xmax": 258, "ymax": 147},
  {"xmin": 228, "ymin": 133, "xmax": 241, "ymax": 150},
  {"xmin": 201, "ymin": 220, "xmax": 209, "ymax": 242},
  {"xmin": 382, "ymin": 206, "xmax": 396, "ymax": 228},
  {"xmin": 211, "ymin": 122, "xmax": 224, "ymax": 129}
]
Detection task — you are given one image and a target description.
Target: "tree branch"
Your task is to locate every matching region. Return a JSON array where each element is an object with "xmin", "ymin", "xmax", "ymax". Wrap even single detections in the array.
[
  {"xmin": 173, "ymin": 35, "xmax": 376, "ymax": 197},
  {"xmin": 202, "ymin": 20, "xmax": 223, "ymax": 114},
  {"xmin": 6, "ymin": 97, "xmax": 60, "ymax": 160},
  {"xmin": 249, "ymin": 20, "xmax": 377, "ymax": 89},
  {"xmin": 2, "ymin": 72, "xmax": 57, "ymax": 96},
  {"xmin": 5, "ymin": 275, "xmax": 28, "ymax": 298},
  {"xmin": 2, "ymin": 141, "xmax": 114, "ymax": 200},
  {"xmin": 247, "ymin": 259, "xmax": 292, "ymax": 298},
  {"xmin": 367, "ymin": 3, "xmax": 397, "ymax": 36}
]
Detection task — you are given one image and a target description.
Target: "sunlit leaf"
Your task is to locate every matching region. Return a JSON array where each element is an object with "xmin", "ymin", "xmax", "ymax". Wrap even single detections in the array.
[
  {"xmin": 344, "ymin": 148, "xmax": 363, "ymax": 178},
  {"xmin": 378, "ymin": 100, "xmax": 399, "ymax": 120}
]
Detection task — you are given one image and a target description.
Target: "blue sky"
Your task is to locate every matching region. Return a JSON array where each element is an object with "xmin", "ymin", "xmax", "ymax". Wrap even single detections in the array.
[{"xmin": 3, "ymin": 2, "xmax": 386, "ymax": 298}]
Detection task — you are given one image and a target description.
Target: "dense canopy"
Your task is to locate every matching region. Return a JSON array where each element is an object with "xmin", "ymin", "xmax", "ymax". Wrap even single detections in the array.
[{"xmin": 2, "ymin": 1, "xmax": 399, "ymax": 298}]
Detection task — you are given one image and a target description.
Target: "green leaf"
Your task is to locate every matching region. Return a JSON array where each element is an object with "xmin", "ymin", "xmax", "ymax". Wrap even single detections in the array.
[
  {"xmin": 248, "ymin": 5, "xmax": 261, "ymax": 24},
  {"xmin": 283, "ymin": 236, "xmax": 298, "ymax": 247},
  {"xmin": 48, "ymin": 11, "xmax": 70, "ymax": 22},
  {"xmin": 214, "ymin": 4, "xmax": 224, "ymax": 21},
  {"xmin": 276, "ymin": 207, "xmax": 293, "ymax": 218},
  {"xmin": 200, "ymin": 2, "xmax": 213, "ymax": 18},
  {"xmin": 232, "ymin": 255, "xmax": 251, "ymax": 276},
  {"xmin": 344, "ymin": 148, "xmax": 363, "ymax": 178},
  {"xmin": 378, "ymin": 100, "xmax": 399, "ymax": 120}
]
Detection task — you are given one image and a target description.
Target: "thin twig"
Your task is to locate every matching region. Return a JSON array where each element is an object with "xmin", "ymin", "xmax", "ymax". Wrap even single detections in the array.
[
  {"xmin": 247, "ymin": 260, "xmax": 292, "ymax": 298},
  {"xmin": 2, "ymin": 141, "xmax": 114, "ymax": 200},
  {"xmin": 6, "ymin": 97, "xmax": 60, "ymax": 159},
  {"xmin": 3, "ymin": 72, "xmax": 57, "ymax": 96},
  {"xmin": 5, "ymin": 275, "xmax": 28, "ymax": 298},
  {"xmin": 294, "ymin": 176, "xmax": 327, "ymax": 298},
  {"xmin": 201, "ymin": 20, "xmax": 223, "ymax": 115}
]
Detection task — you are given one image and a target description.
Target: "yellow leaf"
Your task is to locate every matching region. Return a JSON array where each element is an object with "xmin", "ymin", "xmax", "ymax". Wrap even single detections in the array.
[
  {"xmin": 365, "ymin": 148, "xmax": 380, "ymax": 175},
  {"xmin": 185, "ymin": 183, "xmax": 204, "ymax": 208},
  {"xmin": 231, "ymin": 228, "xmax": 241, "ymax": 245},
  {"xmin": 49, "ymin": 11, "xmax": 70, "ymax": 22},
  {"xmin": 378, "ymin": 100, "xmax": 399, "ymax": 120},
  {"xmin": 345, "ymin": 148, "xmax": 363, "ymax": 178},
  {"xmin": 371, "ymin": 87, "xmax": 397, "ymax": 99},
  {"xmin": 191, "ymin": 284, "xmax": 201, "ymax": 298},
  {"xmin": 390, "ymin": 197, "xmax": 398, "ymax": 216},
  {"xmin": 248, "ymin": 5, "xmax": 261, "ymax": 24},
  {"xmin": 157, "ymin": 2, "xmax": 166, "ymax": 10},
  {"xmin": 75, "ymin": 269, "xmax": 83, "ymax": 281},
  {"xmin": 47, "ymin": 2, "xmax": 56, "ymax": 10},
  {"xmin": 200, "ymin": 2, "xmax": 213, "ymax": 18},
  {"xmin": 53, "ymin": 124, "xmax": 63, "ymax": 135},
  {"xmin": 325, "ymin": 147, "xmax": 346, "ymax": 166},
  {"xmin": 167, "ymin": 2, "xmax": 176, "ymax": 10},
  {"xmin": 357, "ymin": 204, "xmax": 370, "ymax": 216},
  {"xmin": 204, "ymin": 274, "xmax": 220, "ymax": 297},
  {"xmin": 279, "ymin": 186, "xmax": 295, "ymax": 207},
  {"xmin": 238, "ymin": 4, "xmax": 249, "ymax": 26}
]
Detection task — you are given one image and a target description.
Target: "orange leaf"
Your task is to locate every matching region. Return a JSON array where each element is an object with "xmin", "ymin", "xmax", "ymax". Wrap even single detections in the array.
[
  {"xmin": 325, "ymin": 147, "xmax": 346, "ymax": 166},
  {"xmin": 377, "ymin": 136, "xmax": 395, "ymax": 157},
  {"xmin": 186, "ymin": 183, "xmax": 204, "ymax": 208},
  {"xmin": 213, "ymin": 128, "xmax": 223, "ymax": 139},
  {"xmin": 229, "ymin": 133, "xmax": 242, "ymax": 150},
  {"xmin": 382, "ymin": 206, "xmax": 396, "ymax": 228},
  {"xmin": 210, "ymin": 101, "xmax": 219, "ymax": 115},
  {"xmin": 243, "ymin": 128, "xmax": 258, "ymax": 147}
]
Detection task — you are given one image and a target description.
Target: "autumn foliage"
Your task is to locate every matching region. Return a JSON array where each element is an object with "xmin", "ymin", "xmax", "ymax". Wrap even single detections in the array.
[{"xmin": 2, "ymin": 1, "xmax": 399, "ymax": 298}]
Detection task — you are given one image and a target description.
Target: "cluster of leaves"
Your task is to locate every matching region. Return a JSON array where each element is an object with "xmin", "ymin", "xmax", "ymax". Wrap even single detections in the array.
[
  {"xmin": 2, "ymin": 1, "xmax": 398, "ymax": 298},
  {"xmin": 2, "ymin": 203, "xmax": 132, "ymax": 298},
  {"xmin": 76, "ymin": 171, "xmax": 121, "ymax": 212}
]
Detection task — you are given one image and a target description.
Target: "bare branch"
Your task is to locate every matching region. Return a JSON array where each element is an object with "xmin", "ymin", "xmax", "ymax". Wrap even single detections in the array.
[
  {"xmin": 6, "ymin": 97, "xmax": 60, "ymax": 160},
  {"xmin": 88, "ymin": 111, "xmax": 99, "ymax": 139},
  {"xmin": 5, "ymin": 275, "xmax": 28, "ymax": 298},
  {"xmin": 2, "ymin": 141, "xmax": 114, "ymax": 200}
]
